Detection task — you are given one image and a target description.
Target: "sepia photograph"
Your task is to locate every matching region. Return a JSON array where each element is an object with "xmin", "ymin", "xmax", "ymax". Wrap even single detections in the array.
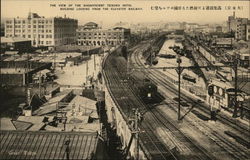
[{"xmin": 0, "ymin": 0, "xmax": 249, "ymax": 159}]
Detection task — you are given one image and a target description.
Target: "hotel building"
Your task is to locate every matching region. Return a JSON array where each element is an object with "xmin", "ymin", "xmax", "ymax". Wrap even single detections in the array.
[{"xmin": 4, "ymin": 12, "xmax": 78, "ymax": 48}]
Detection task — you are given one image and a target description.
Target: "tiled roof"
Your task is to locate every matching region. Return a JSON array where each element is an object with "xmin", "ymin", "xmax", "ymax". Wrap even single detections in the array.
[{"xmin": 0, "ymin": 131, "xmax": 98, "ymax": 159}]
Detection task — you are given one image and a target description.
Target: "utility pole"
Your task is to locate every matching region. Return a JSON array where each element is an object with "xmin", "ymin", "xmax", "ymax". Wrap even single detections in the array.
[
  {"xmin": 232, "ymin": 57, "xmax": 238, "ymax": 118},
  {"xmin": 39, "ymin": 71, "xmax": 41, "ymax": 97},
  {"xmin": 86, "ymin": 46, "xmax": 89, "ymax": 84},
  {"xmin": 94, "ymin": 52, "xmax": 96, "ymax": 71},
  {"xmin": 135, "ymin": 108, "xmax": 139, "ymax": 160},
  {"xmin": 176, "ymin": 56, "xmax": 183, "ymax": 121}
]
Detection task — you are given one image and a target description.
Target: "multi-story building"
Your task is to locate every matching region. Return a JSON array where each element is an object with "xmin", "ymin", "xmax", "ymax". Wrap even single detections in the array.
[
  {"xmin": 77, "ymin": 22, "xmax": 130, "ymax": 46},
  {"xmin": 4, "ymin": 12, "xmax": 78, "ymax": 48},
  {"xmin": 228, "ymin": 12, "xmax": 249, "ymax": 41},
  {"xmin": 246, "ymin": 22, "xmax": 250, "ymax": 41},
  {"xmin": 216, "ymin": 26, "xmax": 223, "ymax": 33}
]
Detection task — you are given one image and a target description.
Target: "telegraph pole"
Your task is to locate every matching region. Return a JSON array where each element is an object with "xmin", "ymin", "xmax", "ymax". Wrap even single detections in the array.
[
  {"xmin": 86, "ymin": 46, "xmax": 89, "ymax": 84},
  {"xmin": 176, "ymin": 56, "xmax": 183, "ymax": 121},
  {"xmin": 39, "ymin": 71, "xmax": 41, "ymax": 97},
  {"xmin": 94, "ymin": 52, "xmax": 96, "ymax": 71},
  {"xmin": 232, "ymin": 57, "xmax": 238, "ymax": 118},
  {"xmin": 135, "ymin": 108, "xmax": 139, "ymax": 160}
]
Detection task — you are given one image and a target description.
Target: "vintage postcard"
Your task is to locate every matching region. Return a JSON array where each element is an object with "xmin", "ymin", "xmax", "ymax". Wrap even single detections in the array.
[{"xmin": 0, "ymin": 0, "xmax": 249, "ymax": 159}]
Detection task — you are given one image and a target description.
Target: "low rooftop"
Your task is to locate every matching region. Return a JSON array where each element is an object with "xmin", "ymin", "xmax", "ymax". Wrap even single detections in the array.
[
  {"xmin": 1, "ymin": 37, "xmax": 31, "ymax": 43},
  {"xmin": 0, "ymin": 130, "xmax": 99, "ymax": 159}
]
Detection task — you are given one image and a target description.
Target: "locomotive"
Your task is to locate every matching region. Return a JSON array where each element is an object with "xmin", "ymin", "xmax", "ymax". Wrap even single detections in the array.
[{"xmin": 128, "ymin": 71, "xmax": 158, "ymax": 103}]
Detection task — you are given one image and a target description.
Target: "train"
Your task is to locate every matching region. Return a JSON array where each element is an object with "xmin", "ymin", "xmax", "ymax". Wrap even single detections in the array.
[
  {"xmin": 182, "ymin": 73, "xmax": 196, "ymax": 83},
  {"xmin": 128, "ymin": 71, "xmax": 158, "ymax": 103}
]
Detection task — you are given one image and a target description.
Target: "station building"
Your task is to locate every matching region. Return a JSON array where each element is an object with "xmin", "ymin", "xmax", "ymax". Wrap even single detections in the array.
[
  {"xmin": 77, "ymin": 22, "xmax": 130, "ymax": 46},
  {"xmin": 4, "ymin": 12, "xmax": 78, "ymax": 48}
]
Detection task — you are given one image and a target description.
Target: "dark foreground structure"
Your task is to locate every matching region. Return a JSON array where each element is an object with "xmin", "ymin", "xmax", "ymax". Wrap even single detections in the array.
[{"xmin": 0, "ymin": 130, "xmax": 106, "ymax": 159}]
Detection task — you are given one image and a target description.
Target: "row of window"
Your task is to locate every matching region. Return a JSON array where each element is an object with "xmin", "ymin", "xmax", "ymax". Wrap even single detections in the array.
[
  {"xmin": 7, "ymin": 25, "xmax": 53, "ymax": 28},
  {"xmin": 78, "ymin": 40, "xmax": 122, "ymax": 45},
  {"xmin": 33, "ymin": 40, "xmax": 53, "ymax": 45},
  {"xmin": 6, "ymin": 19, "xmax": 53, "ymax": 24},
  {"xmin": 77, "ymin": 32, "xmax": 123, "ymax": 36},
  {"xmin": 6, "ymin": 29, "xmax": 52, "ymax": 33},
  {"xmin": 78, "ymin": 36, "xmax": 123, "ymax": 40}
]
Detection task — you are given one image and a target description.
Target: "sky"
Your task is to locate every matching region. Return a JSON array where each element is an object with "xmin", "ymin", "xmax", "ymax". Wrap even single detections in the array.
[{"xmin": 1, "ymin": 0, "xmax": 249, "ymax": 27}]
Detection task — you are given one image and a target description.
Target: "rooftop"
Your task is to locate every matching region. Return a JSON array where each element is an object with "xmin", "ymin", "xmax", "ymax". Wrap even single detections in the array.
[
  {"xmin": 1, "ymin": 37, "xmax": 31, "ymax": 43},
  {"xmin": 0, "ymin": 130, "xmax": 98, "ymax": 159},
  {"xmin": 1, "ymin": 68, "xmax": 28, "ymax": 74}
]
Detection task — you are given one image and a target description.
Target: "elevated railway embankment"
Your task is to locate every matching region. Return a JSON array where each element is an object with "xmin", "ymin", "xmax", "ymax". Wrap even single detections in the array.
[{"xmin": 101, "ymin": 36, "xmax": 220, "ymax": 159}]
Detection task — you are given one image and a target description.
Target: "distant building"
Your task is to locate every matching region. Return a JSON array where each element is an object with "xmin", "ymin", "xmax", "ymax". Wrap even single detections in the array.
[
  {"xmin": 246, "ymin": 22, "xmax": 250, "ymax": 41},
  {"xmin": 185, "ymin": 23, "xmax": 199, "ymax": 32},
  {"xmin": 4, "ymin": 12, "xmax": 78, "ymax": 48},
  {"xmin": 213, "ymin": 37, "xmax": 234, "ymax": 48},
  {"xmin": 216, "ymin": 26, "xmax": 223, "ymax": 33},
  {"xmin": 165, "ymin": 22, "xmax": 183, "ymax": 31},
  {"xmin": 0, "ymin": 23, "xmax": 4, "ymax": 36},
  {"xmin": 0, "ymin": 61, "xmax": 52, "ymax": 86},
  {"xmin": 1, "ymin": 37, "xmax": 32, "ymax": 53},
  {"xmin": 228, "ymin": 12, "xmax": 250, "ymax": 41},
  {"xmin": 77, "ymin": 22, "xmax": 130, "ymax": 46}
]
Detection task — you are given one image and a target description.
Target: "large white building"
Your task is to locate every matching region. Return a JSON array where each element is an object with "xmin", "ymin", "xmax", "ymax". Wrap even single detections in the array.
[
  {"xmin": 77, "ymin": 22, "xmax": 130, "ymax": 46},
  {"xmin": 4, "ymin": 12, "xmax": 78, "ymax": 48}
]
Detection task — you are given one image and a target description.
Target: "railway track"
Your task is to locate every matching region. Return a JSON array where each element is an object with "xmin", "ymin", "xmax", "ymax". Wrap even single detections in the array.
[
  {"xmin": 103, "ymin": 42, "xmax": 217, "ymax": 159},
  {"xmin": 131, "ymin": 43, "xmax": 250, "ymax": 160},
  {"xmin": 103, "ymin": 48, "xmax": 176, "ymax": 159}
]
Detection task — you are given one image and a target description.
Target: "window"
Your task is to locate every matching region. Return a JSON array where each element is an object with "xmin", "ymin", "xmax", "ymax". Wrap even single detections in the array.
[{"xmin": 28, "ymin": 35, "xmax": 31, "ymax": 38}]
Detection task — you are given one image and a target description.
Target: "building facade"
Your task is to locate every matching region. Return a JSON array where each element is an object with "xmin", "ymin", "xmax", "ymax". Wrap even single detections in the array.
[
  {"xmin": 1, "ymin": 37, "xmax": 32, "ymax": 53},
  {"xmin": 77, "ymin": 22, "xmax": 130, "ymax": 46},
  {"xmin": 228, "ymin": 12, "xmax": 250, "ymax": 41},
  {"xmin": 4, "ymin": 12, "xmax": 78, "ymax": 48}
]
